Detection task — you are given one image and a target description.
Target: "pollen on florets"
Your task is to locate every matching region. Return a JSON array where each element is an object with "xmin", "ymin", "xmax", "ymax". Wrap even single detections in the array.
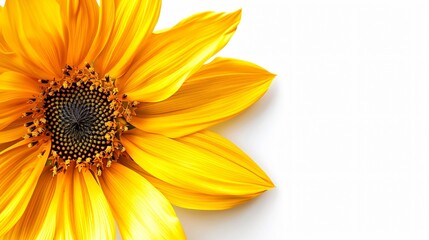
[{"xmin": 23, "ymin": 63, "xmax": 140, "ymax": 176}]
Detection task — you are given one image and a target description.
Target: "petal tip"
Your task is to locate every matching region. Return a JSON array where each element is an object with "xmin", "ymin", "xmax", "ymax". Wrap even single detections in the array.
[
  {"xmin": 259, "ymin": 174, "xmax": 276, "ymax": 190},
  {"xmin": 231, "ymin": 9, "xmax": 242, "ymax": 26},
  {"xmin": 265, "ymin": 71, "xmax": 277, "ymax": 83},
  {"xmin": 233, "ymin": 8, "xmax": 243, "ymax": 18},
  {"xmin": 267, "ymin": 180, "xmax": 276, "ymax": 189}
]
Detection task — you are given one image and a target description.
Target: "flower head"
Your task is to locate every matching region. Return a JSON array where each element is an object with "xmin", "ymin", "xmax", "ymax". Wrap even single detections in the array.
[{"xmin": 0, "ymin": 0, "xmax": 275, "ymax": 239}]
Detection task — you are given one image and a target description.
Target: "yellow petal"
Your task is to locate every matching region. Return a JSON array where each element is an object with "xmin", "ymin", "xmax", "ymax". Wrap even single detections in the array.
[
  {"xmin": 0, "ymin": 117, "xmax": 26, "ymax": 144},
  {"xmin": 95, "ymin": 0, "xmax": 161, "ymax": 78},
  {"xmin": 0, "ymin": 140, "xmax": 51, "ymax": 235},
  {"xmin": 0, "ymin": 72, "xmax": 40, "ymax": 102},
  {"xmin": 2, "ymin": 0, "xmax": 66, "ymax": 79},
  {"xmin": 118, "ymin": 10, "xmax": 242, "ymax": 102},
  {"xmin": 100, "ymin": 163, "xmax": 186, "ymax": 239},
  {"xmin": 0, "ymin": 52, "xmax": 34, "ymax": 78},
  {"xmin": 60, "ymin": 0, "xmax": 99, "ymax": 66},
  {"xmin": 132, "ymin": 57, "xmax": 275, "ymax": 138},
  {"xmin": 0, "ymin": 7, "xmax": 49, "ymax": 78},
  {"xmin": 0, "ymin": 100, "xmax": 32, "ymax": 131},
  {"xmin": 55, "ymin": 165, "xmax": 115, "ymax": 240},
  {"xmin": 120, "ymin": 155, "xmax": 264, "ymax": 210},
  {"xmin": 0, "ymin": 72, "xmax": 38, "ymax": 131},
  {"xmin": 121, "ymin": 129, "xmax": 274, "ymax": 210},
  {"xmin": 84, "ymin": 0, "xmax": 115, "ymax": 64},
  {"xmin": 0, "ymin": 72, "xmax": 38, "ymax": 134},
  {"xmin": 0, "ymin": 140, "xmax": 20, "ymax": 153},
  {"xmin": 3, "ymin": 167, "xmax": 58, "ymax": 240},
  {"xmin": 0, "ymin": 6, "xmax": 11, "ymax": 53}
]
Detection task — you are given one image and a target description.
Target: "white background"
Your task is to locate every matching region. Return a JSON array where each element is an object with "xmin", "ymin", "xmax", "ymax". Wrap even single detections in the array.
[
  {"xmin": 159, "ymin": 0, "xmax": 429, "ymax": 239},
  {"xmin": 2, "ymin": 0, "xmax": 429, "ymax": 239}
]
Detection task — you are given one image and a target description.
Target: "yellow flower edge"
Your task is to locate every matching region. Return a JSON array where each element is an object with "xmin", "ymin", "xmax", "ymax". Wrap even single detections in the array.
[{"xmin": 0, "ymin": 0, "xmax": 275, "ymax": 239}]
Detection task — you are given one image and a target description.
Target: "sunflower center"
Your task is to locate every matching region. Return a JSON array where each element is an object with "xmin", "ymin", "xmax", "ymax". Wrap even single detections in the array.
[
  {"xmin": 23, "ymin": 63, "xmax": 138, "ymax": 176},
  {"xmin": 44, "ymin": 82, "xmax": 114, "ymax": 161}
]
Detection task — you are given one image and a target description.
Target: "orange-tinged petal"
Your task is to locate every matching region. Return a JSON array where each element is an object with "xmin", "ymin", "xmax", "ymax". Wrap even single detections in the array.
[
  {"xmin": 0, "ymin": 12, "xmax": 47, "ymax": 77},
  {"xmin": 0, "ymin": 140, "xmax": 51, "ymax": 235},
  {"xmin": 2, "ymin": 0, "xmax": 66, "ymax": 79},
  {"xmin": 0, "ymin": 7, "xmax": 11, "ymax": 54},
  {"xmin": 122, "ymin": 129, "xmax": 274, "ymax": 210},
  {"xmin": 0, "ymin": 52, "xmax": 36, "ymax": 78},
  {"xmin": 0, "ymin": 72, "xmax": 38, "ymax": 131},
  {"xmin": 60, "ymin": 0, "xmax": 99, "ymax": 66},
  {"xmin": 55, "ymin": 165, "xmax": 115, "ymax": 240},
  {"xmin": 0, "ymin": 140, "xmax": 21, "ymax": 160},
  {"xmin": 0, "ymin": 72, "xmax": 40, "ymax": 102},
  {"xmin": 0, "ymin": 117, "xmax": 26, "ymax": 144},
  {"xmin": 3, "ymin": 167, "xmax": 58, "ymax": 240},
  {"xmin": 100, "ymin": 163, "xmax": 186, "ymax": 239},
  {"xmin": 118, "ymin": 10, "xmax": 242, "ymax": 102},
  {"xmin": 0, "ymin": 100, "xmax": 34, "ymax": 132},
  {"xmin": 132, "ymin": 57, "xmax": 275, "ymax": 138},
  {"xmin": 84, "ymin": 0, "xmax": 115, "ymax": 64},
  {"xmin": 95, "ymin": 0, "xmax": 161, "ymax": 78}
]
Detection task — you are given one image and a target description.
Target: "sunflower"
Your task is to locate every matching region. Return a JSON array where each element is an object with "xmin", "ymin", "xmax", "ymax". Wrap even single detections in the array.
[{"xmin": 0, "ymin": 0, "xmax": 275, "ymax": 239}]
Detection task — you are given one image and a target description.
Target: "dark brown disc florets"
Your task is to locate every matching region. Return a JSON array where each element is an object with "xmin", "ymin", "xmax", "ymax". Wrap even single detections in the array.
[
  {"xmin": 23, "ymin": 63, "xmax": 139, "ymax": 176},
  {"xmin": 44, "ymin": 82, "xmax": 114, "ymax": 161}
]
